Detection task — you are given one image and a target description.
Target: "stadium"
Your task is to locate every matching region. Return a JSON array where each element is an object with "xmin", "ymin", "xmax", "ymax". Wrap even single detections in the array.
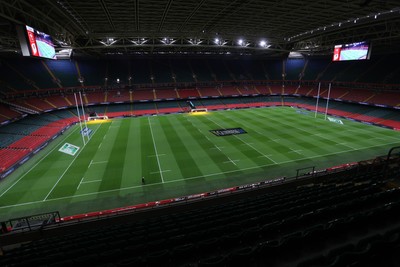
[{"xmin": 0, "ymin": 0, "xmax": 400, "ymax": 266}]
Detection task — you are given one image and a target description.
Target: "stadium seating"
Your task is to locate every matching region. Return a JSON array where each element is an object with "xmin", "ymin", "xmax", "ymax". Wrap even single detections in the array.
[
  {"xmin": 2, "ymin": 54, "xmax": 400, "ymax": 267},
  {"xmin": 0, "ymin": 103, "xmax": 21, "ymax": 123},
  {"xmin": 1, "ymin": 158, "xmax": 400, "ymax": 266},
  {"xmin": 110, "ymin": 89, "xmax": 132, "ymax": 103},
  {"xmin": 45, "ymin": 95, "xmax": 72, "ymax": 108},
  {"xmin": 155, "ymin": 88, "xmax": 179, "ymax": 99},
  {"xmin": 132, "ymin": 89, "xmax": 155, "ymax": 101},
  {"xmin": 236, "ymin": 85, "xmax": 259, "ymax": 95},
  {"xmin": 219, "ymin": 86, "xmax": 241, "ymax": 96},
  {"xmin": 197, "ymin": 87, "xmax": 221, "ymax": 97},
  {"xmin": 85, "ymin": 91, "xmax": 106, "ymax": 104},
  {"xmin": 177, "ymin": 88, "xmax": 200, "ymax": 99}
]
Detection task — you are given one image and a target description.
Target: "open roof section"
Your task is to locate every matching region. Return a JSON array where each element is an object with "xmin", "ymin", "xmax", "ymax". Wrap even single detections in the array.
[{"xmin": 0, "ymin": 0, "xmax": 399, "ymax": 57}]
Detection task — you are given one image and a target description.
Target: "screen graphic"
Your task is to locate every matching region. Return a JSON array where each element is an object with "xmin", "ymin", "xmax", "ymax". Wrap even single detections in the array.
[{"xmin": 333, "ymin": 41, "xmax": 371, "ymax": 61}]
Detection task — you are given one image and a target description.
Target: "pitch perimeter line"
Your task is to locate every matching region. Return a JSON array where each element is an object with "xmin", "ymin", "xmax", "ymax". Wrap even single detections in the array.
[
  {"xmin": 148, "ymin": 117, "xmax": 165, "ymax": 183},
  {"xmin": 2, "ymin": 140, "xmax": 399, "ymax": 210}
]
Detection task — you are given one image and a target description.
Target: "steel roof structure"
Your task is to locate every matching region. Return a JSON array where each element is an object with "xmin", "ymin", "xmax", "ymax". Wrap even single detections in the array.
[{"xmin": 0, "ymin": 0, "xmax": 399, "ymax": 57}]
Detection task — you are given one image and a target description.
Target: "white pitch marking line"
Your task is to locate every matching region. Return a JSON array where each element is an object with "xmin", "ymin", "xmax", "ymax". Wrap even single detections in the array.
[
  {"xmin": 258, "ymin": 154, "xmax": 273, "ymax": 158},
  {"xmin": 81, "ymin": 179, "xmax": 102, "ymax": 184},
  {"xmin": 223, "ymin": 157, "xmax": 239, "ymax": 166},
  {"xmin": 148, "ymin": 117, "xmax": 165, "ymax": 183},
  {"xmin": 77, "ymin": 177, "xmax": 84, "ymax": 190},
  {"xmin": 205, "ymin": 136, "xmax": 211, "ymax": 141},
  {"xmin": 336, "ymin": 142, "xmax": 349, "ymax": 146},
  {"xmin": 88, "ymin": 160, "xmax": 93, "ymax": 168},
  {"xmin": 241, "ymin": 143, "xmax": 253, "ymax": 146},
  {"xmin": 211, "ymin": 145, "xmax": 224, "ymax": 151},
  {"xmin": 335, "ymin": 142, "xmax": 357, "ymax": 150},
  {"xmin": 289, "ymin": 149, "xmax": 303, "ymax": 155},
  {"xmin": 98, "ymin": 143, "xmax": 102, "ymax": 149}
]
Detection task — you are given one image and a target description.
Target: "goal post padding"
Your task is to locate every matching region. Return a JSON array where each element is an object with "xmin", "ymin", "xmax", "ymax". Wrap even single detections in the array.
[
  {"xmin": 190, "ymin": 108, "xmax": 208, "ymax": 113},
  {"xmin": 88, "ymin": 115, "xmax": 109, "ymax": 121}
]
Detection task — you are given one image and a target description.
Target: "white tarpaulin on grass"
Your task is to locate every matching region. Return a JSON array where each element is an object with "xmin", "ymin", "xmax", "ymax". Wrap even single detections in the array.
[{"xmin": 59, "ymin": 143, "xmax": 80, "ymax": 156}]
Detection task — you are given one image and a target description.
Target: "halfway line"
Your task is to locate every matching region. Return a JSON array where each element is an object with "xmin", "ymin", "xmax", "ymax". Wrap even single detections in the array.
[{"xmin": 148, "ymin": 117, "xmax": 165, "ymax": 183}]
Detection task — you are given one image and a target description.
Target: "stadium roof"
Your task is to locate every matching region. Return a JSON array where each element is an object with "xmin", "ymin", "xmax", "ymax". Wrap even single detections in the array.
[{"xmin": 0, "ymin": 0, "xmax": 399, "ymax": 57}]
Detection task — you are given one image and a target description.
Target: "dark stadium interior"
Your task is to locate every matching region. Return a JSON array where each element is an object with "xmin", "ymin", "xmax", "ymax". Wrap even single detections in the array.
[{"xmin": 1, "ymin": 1, "xmax": 400, "ymax": 266}]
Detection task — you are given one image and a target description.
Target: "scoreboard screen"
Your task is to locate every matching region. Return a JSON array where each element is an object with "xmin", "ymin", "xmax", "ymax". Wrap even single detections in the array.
[
  {"xmin": 17, "ymin": 25, "xmax": 57, "ymax": 60},
  {"xmin": 333, "ymin": 41, "xmax": 371, "ymax": 61}
]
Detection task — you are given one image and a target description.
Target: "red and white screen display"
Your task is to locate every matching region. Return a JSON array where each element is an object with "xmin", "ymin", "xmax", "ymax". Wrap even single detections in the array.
[
  {"xmin": 26, "ymin": 26, "xmax": 39, "ymax": 57},
  {"xmin": 24, "ymin": 25, "xmax": 56, "ymax": 59},
  {"xmin": 333, "ymin": 46, "xmax": 341, "ymax": 61},
  {"xmin": 332, "ymin": 41, "xmax": 371, "ymax": 61}
]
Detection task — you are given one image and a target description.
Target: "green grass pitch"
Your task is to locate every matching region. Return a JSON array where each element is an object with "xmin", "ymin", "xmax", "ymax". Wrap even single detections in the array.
[{"xmin": 1, "ymin": 106, "xmax": 399, "ymax": 220}]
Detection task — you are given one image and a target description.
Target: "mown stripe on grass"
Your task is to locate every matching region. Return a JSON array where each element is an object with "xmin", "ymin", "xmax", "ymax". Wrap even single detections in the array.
[
  {"xmin": 174, "ymin": 115, "xmax": 240, "ymax": 175},
  {"xmin": 99, "ymin": 119, "xmax": 130, "ymax": 191},
  {"xmin": 121, "ymin": 118, "xmax": 143, "ymax": 187},
  {"xmin": 188, "ymin": 114, "xmax": 271, "ymax": 167},
  {"xmin": 157, "ymin": 116, "xmax": 204, "ymax": 179},
  {"xmin": 235, "ymin": 109, "xmax": 335, "ymax": 157},
  {"xmin": 140, "ymin": 117, "xmax": 163, "ymax": 184}
]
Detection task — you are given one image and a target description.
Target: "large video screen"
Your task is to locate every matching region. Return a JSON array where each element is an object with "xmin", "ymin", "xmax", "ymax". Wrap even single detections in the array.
[
  {"xmin": 333, "ymin": 41, "xmax": 371, "ymax": 61},
  {"xmin": 17, "ymin": 25, "xmax": 57, "ymax": 60}
]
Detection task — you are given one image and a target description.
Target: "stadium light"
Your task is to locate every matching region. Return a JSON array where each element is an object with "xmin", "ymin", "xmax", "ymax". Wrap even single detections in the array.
[
  {"xmin": 188, "ymin": 38, "xmax": 202, "ymax": 45},
  {"xmin": 214, "ymin": 38, "xmax": 227, "ymax": 46},
  {"xmin": 131, "ymin": 38, "xmax": 148, "ymax": 45},
  {"xmin": 161, "ymin": 37, "xmax": 176, "ymax": 45},
  {"xmin": 237, "ymin": 39, "xmax": 249, "ymax": 47},
  {"xmin": 100, "ymin": 37, "xmax": 117, "ymax": 46},
  {"xmin": 259, "ymin": 40, "xmax": 267, "ymax": 47}
]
